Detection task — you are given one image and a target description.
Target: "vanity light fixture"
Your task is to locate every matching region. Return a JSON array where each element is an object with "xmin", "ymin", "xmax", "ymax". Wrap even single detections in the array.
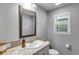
[
  {"xmin": 55, "ymin": 3, "xmax": 61, "ymax": 5},
  {"xmin": 21, "ymin": 3, "xmax": 36, "ymax": 10},
  {"xmin": 21, "ymin": 3, "xmax": 32, "ymax": 10},
  {"xmin": 32, "ymin": 3, "xmax": 37, "ymax": 8}
]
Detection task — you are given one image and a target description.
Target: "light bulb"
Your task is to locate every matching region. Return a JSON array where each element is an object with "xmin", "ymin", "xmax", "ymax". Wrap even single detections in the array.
[
  {"xmin": 32, "ymin": 3, "xmax": 36, "ymax": 8},
  {"xmin": 55, "ymin": 3, "xmax": 61, "ymax": 5},
  {"xmin": 22, "ymin": 3, "xmax": 32, "ymax": 10}
]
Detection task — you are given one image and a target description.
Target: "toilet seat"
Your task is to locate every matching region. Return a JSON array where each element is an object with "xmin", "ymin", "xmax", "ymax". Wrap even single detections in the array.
[{"xmin": 49, "ymin": 49, "xmax": 59, "ymax": 55}]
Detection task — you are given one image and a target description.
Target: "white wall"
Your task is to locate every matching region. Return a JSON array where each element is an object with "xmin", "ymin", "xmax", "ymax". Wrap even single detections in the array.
[{"xmin": 0, "ymin": 3, "xmax": 48, "ymax": 42}]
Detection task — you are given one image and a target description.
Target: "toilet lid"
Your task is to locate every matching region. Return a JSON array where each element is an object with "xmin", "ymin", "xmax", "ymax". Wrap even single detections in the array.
[{"xmin": 49, "ymin": 49, "xmax": 59, "ymax": 55}]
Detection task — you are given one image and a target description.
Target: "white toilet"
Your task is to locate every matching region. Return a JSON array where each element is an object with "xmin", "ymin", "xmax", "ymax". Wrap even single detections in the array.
[{"xmin": 49, "ymin": 49, "xmax": 59, "ymax": 55}]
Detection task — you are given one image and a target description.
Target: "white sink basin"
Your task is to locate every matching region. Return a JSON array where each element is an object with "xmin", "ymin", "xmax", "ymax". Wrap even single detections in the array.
[{"xmin": 26, "ymin": 40, "xmax": 44, "ymax": 48}]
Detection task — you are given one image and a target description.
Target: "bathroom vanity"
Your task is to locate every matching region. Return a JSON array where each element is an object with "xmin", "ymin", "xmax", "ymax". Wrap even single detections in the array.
[
  {"xmin": 1, "ymin": 6, "xmax": 49, "ymax": 55},
  {"xmin": 3, "ymin": 41, "xmax": 49, "ymax": 55}
]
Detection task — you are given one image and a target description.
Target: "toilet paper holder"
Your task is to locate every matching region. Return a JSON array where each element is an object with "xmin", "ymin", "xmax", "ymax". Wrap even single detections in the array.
[{"xmin": 65, "ymin": 44, "xmax": 72, "ymax": 50}]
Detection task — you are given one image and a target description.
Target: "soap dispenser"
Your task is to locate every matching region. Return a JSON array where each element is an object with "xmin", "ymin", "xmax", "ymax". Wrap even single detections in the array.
[{"xmin": 22, "ymin": 38, "xmax": 26, "ymax": 48}]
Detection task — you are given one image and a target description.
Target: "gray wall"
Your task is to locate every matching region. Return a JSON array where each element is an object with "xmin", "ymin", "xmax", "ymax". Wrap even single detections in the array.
[
  {"xmin": 34, "ymin": 5, "xmax": 48, "ymax": 40},
  {"xmin": 0, "ymin": 3, "xmax": 19, "ymax": 42},
  {"xmin": 0, "ymin": 3, "xmax": 48, "ymax": 42},
  {"xmin": 48, "ymin": 4, "xmax": 79, "ymax": 55}
]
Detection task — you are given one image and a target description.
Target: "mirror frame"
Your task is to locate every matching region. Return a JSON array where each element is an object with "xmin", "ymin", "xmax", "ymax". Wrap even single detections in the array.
[{"xmin": 19, "ymin": 5, "xmax": 36, "ymax": 38}]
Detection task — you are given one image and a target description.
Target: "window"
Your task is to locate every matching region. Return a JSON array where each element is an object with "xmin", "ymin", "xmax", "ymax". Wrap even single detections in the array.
[{"xmin": 54, "ymin": 12, "xmax": 70, "ymax": 34}]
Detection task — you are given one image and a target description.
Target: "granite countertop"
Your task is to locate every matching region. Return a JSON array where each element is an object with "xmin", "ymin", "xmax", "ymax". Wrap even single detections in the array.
[{"xmin": 3, "ymin": 41, "xmax": 49, "ymax": 55}]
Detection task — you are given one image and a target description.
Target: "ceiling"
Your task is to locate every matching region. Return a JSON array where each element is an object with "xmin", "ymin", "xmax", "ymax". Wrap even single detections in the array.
[{"xmin": 36, "ymin": 3, "xmax": 72, "ymax": 12}]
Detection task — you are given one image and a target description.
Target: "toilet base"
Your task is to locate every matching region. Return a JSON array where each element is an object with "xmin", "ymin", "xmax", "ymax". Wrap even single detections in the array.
[{"xmin": 49, "ymin": 49, "xmax": 59, "ymax": 55}]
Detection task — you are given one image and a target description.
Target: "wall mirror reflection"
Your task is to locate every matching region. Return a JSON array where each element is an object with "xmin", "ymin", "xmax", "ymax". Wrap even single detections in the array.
[{"xmin": 19, "ymin": 5, "xmax": 36, "ymax": 38}]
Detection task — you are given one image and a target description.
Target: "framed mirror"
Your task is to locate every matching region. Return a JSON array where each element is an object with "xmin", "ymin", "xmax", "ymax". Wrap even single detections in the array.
[{"xmin": 19, "ymin": 5, "xmax": 36, "ymax": 38}]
